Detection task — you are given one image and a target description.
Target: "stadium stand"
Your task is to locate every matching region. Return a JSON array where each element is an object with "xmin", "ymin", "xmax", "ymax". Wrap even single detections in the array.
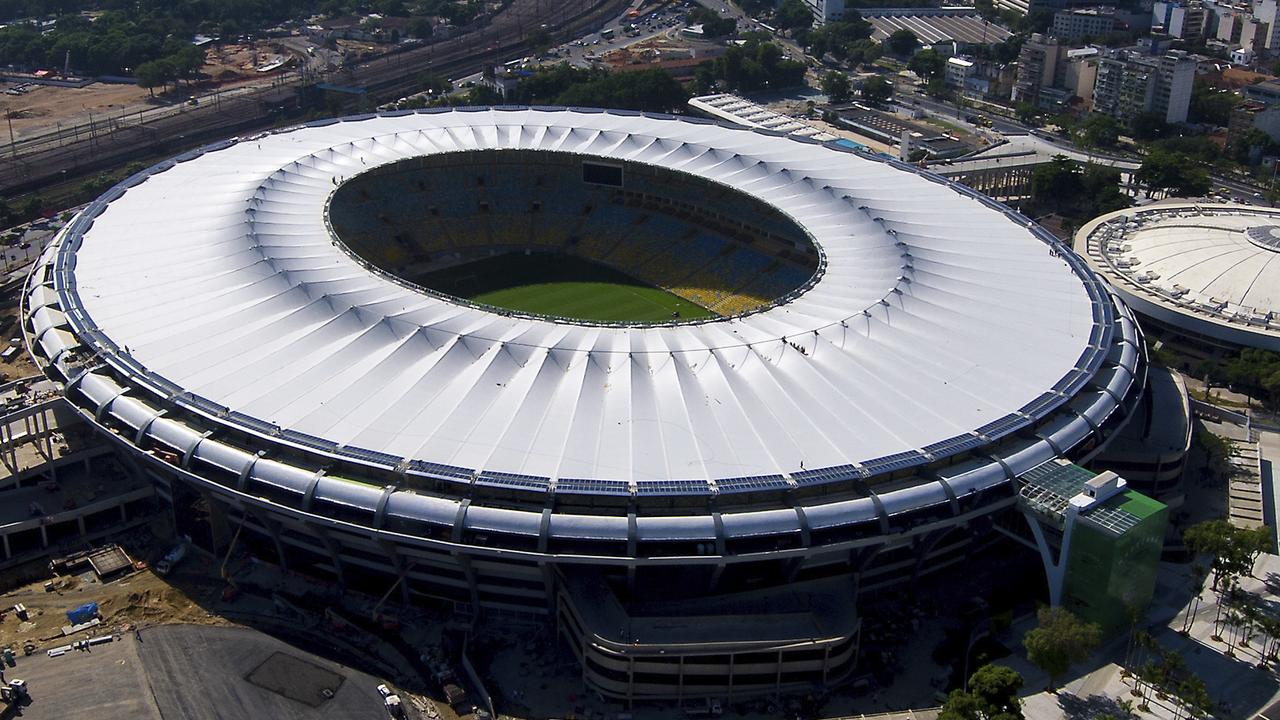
[{"xmin": 328, "ymin": 150, "xmax": 819, "ymax": 318}]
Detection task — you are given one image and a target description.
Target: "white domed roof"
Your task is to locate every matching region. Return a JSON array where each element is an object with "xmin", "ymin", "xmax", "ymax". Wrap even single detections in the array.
[
  {"xmin": 49, "ymin": 108, "xmax": 1109, "ymax": 490},
  {"xmin": 1081, "ymin": 202, "xmax": 1280, "ymax": 349}
]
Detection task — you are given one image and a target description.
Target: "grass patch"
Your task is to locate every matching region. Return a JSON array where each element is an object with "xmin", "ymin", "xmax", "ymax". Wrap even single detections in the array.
[
  {"xmin": 923, "ymin": 117, "xmax": 967, "ymax": 136},
  {"xmin": 413, "ymin": 252, "xmax": 715, "ymax": 323}
]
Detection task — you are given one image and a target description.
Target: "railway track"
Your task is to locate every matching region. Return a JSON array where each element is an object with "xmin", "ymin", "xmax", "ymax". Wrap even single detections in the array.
[{"xmin": 0, "ymin": 0, "xmax": 628, "ymax": 198}]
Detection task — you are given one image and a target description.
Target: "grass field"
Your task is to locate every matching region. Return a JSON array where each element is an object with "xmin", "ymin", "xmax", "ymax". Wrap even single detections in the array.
[{"xmin": 414, "ymin": 252, "xmax": 716, "ymax": 323}]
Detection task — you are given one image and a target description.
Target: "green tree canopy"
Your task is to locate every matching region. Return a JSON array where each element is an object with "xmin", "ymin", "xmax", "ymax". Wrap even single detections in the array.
[
  {"xmin": 908, "ymin": 47, "xmax": 945, "ymax": 81},
  {"xmin": 968, "ymin": 664, "xmax": 1024, "ymax": 718},
  {"xmin": 1023, "ymin": 607, "xmax": 1102, "ymax": 689},
  {"xmin": 775, "ymin": 0, "xmax": 814, "ymax": 31},
  {"xmin": 698, "ymin": 38, "xmax": 807, "ymax": 93},
  {"xmin": 1077, "ymin": 113, "xmax": 1121, "ymax": 149},
  {"xmin": 134, "ymin": 58, "xmax": 168, "ymax": 96},
  {"xmin": 1188, "ymin": 79, "xmax": 1240, "ymax": 126},
  {"xmin": 887, "ymin": 28, "xmax": 919, "ymax": 55},
  {"xmin": 1136, "ymin": 150, "xmax": 1211, "ymax": 198},
  {"xmin": 1184, "ymin": 518, "xmax": 1272, "ymax": 590},
  {"xmin": 688, "ymin": 7, "xmax": 737, "ymax": 37},
  {"xmin": 803, "ymin": 16, "xmax": 874, "ymax": 62},
  {"xmin": 940, "ymin": 664, "xmax": 1024, "ymax": 720},
  {"xmin": 861, "ymin": 75, "xmax": 892, "ymax": 104},
  {"xmin": 822, "ymin": 70, "xmax": 852, "ymax": 102},
  {"xmin": 1131, "ymin": 111, "xmax": 1170, "ymax": 140},
  {"xmin": 1028, "ymin": 155, "xmax": 1131, "ymax": 221}
]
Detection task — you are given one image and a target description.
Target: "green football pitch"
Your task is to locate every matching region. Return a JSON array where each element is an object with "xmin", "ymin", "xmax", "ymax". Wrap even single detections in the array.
[{"xmin": 413, "ymin": 252, "xmax": 716, "ymax": 323}]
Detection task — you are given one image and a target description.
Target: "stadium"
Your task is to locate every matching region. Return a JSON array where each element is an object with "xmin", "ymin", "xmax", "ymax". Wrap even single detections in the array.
[
  {"xmin": 23, "ymin": 107, "xmax": 1145, "ymax": 701},
  {"xmin": 1079, "ymin": 202, "xmax": 1280, "ymax": 355}
]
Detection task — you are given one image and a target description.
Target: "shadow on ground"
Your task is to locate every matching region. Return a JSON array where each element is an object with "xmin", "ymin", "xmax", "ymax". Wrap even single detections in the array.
[{"xmin": 1057, "ymin": 692, "xmax": 1136, "ymax": 720}]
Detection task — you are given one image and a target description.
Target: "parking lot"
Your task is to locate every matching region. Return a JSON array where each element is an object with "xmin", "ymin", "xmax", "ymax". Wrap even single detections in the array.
[{"xmin": 10, "ymin": 624, "xmax": 394, "ymax": 720}]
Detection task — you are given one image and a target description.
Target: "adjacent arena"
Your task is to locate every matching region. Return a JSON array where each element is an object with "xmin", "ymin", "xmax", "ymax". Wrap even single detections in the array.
[
  {"xmin": 1079, "ymin": 202, "xmax": 1280, "ymax": 354},
  {"xmin": 24, "ymin": 108, "xmax": 1146, "ymax": 701}
]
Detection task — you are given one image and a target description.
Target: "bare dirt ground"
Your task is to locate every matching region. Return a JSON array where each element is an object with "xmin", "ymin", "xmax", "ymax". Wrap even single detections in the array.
[
  {"xmin": 0, "ymin": 40, "xmax": 306, "ymax": 140},
  {"xmin": 0, "ymin": 82, "xmax": 155, "ymax": 138},
  {"xmin": 0, "ymin": 549, "xmax": 230, "ymax": 656},
  {"xmin": 204, "ymin": 41, "xmax": 295, "ymax": 81}
]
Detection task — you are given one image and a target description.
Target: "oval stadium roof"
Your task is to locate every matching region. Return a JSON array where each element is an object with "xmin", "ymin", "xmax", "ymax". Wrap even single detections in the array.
[{"xmin": 49, "ymin": 108, "xmax": 1107, "ymax": 488}]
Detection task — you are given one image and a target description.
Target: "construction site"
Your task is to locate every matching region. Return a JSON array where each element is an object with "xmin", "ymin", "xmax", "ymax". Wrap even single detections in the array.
[{"xmin": 0, "ymin": 235, "xmax": 495, "ymax": 719}]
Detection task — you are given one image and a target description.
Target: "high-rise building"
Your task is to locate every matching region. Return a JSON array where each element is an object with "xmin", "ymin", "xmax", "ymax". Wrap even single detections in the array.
[
  {"xmin": 1012, "ymin": 33, "xmax": 1064, "ymax": 106},
  {"xmin": 1093, "ymin": 48, "xmax": 1194, "ymax": 125},
  {"xmin": 1064, "ymin": 47, "xmax": 1101, "ymax": 106},
  {"xmin": 1154, "ymin": 50, "xmax": 1195, "ymax": 123},
  {"xmin": 1152, "ymin": 0, "xmax": 1209, "ymax": 39},
  {"xmin": 1252, "ymin": 0, "xmax": 1280, "ymax": 50},
  {"xmin": 1052, "ymin": 7, "xmax": 1120, "ymax": 40},
  {"xmin": 800, "ymin": 0, "xmax": 845, "ymax": 24}
]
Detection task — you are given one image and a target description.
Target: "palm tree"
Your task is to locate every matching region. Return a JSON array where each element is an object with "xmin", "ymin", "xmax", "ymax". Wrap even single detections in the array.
[
  {"xmin": 1182, "ymin": 563, "xmax": 1207, "ymax": 635},
  {"xmin": 1225, "ymin": 608, "xmax": 1243, "ymax": 657}
]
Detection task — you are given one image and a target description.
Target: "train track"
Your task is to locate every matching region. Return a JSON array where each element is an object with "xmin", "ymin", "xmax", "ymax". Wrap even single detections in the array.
[{"xmin": 0, "ymin": 0, "xmax": 628, "ymax": 198}]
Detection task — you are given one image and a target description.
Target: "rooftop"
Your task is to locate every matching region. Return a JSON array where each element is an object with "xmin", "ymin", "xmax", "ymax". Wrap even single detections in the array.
[
  {"xmin": 1018, "ymin": 459, "xmax": 1161, "ymax": 536},
  {"xmin": 861, "ymin": 9, "xmax": 1013, "ymax": 46},
  {"xmin": 42, "ymin": 108, "xmax": 1109, "ymax": 492},
  {"xmin": 1080, "ymin": 203, "xmax": 1280, "ymax": 346}
]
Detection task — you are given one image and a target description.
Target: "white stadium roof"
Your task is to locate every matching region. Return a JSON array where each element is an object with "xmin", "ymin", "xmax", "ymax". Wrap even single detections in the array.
[
  {"xmin": 1080, "ymin": 202, "xmax": 1280, "ymax": 350},
  {"xmin": 45, "ymin": 108, "xmax": 1112, "ymax": 490}
]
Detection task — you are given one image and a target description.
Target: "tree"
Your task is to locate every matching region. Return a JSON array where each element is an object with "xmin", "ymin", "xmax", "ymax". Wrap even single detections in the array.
[
  {"xmin": 700, "ymin": 38, "xmax": 808, "ymax": 93},
  {"xmin": 887, "ymin": 28, "xmax": 919, "ymax": 56},
  {"xmin": 822, "ymin": 71, "xmax": 852, "ymax": 102},
  {"xmin": 846, "ymin": 39, "xmax": 882, "ymax": 68},
  {"xmin": 1184, "ymin": 519, "xmax": 1272, "ymax": 591},
  {"xmin": 1136, "ymin": 151, "xmax": 1211, "ymax": 198},
  {"xmin": 939, "ymin": 689, "xmax": 987, "ymax": 720},
  {"xmin": 968, "ymin": 664, "xmax": 1024, "ymax": 719},
  {"xmin": 135, "ymin": 59, "xmax": 167, "ymax": 97},
  {"xmin": 407, "ymin": 16, "xmax": 434, "ymax": 39},
  {"xmin": 861, "ymin": 75, "xmax": 892, "ymax": 104},
  {"xmin": 1078, "ymin": 113, "xmax": 1120, "ymax": 150},
  {"xmin": 688, "ymin": 7, "xmax": 737, "ymax": 37},
  {"xmin": 1132, "ymin": 111, "xmax": 1170, "ymax": 140},
  {"xmin": 775, "ymin": 0, "xmax": 814, "ymax": 31},
  {"xmin": 1189, "ymin": 78, "xmax": 1240, "ymax": 126},
  {"xmin": 804, "ymin": 18, "xmax": 878, "ymax": 65},
  {"xmin": 940, "ymin": 664, "xmax": 1024, "ymax": 720},
  {"xmin": 1028, "ymin": 155, "xmax": 1130, "ymax": 221},
  {"xmin": 1223, "ymin": 348, "xmax": 1280, "ymax": 407},
  {"xmin": 908, "ymin": 48, "xmax": 945, "ymax": 81},
  {"xmin": 1023, "ymin": 606, "xmax": 1102, "ymax": 690},
  {"xmin": 1015, "ymin": 101, "xmax": 1038, "ymax": 124}
]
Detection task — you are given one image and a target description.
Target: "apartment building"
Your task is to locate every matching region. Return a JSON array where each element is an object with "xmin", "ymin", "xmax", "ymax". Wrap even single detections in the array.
[{"xmin": 1093, "ymin": 48, "xmax": 1195, "ymax": 124}]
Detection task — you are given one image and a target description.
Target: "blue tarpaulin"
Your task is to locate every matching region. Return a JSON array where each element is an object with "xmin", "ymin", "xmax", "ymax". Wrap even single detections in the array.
[{"xmin": 66, "ymin": 602, "xmax": 98, "ymax": 625}]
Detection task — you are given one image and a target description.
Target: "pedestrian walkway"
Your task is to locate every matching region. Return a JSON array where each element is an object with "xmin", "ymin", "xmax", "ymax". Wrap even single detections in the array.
[{"xmin": 1230, "ymin": 440, "xmax": 1267, "ymax": 529}]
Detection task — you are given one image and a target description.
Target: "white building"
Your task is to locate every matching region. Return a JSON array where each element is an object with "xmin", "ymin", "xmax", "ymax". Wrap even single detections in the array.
[
  {"xmin": 1252, "ymin": 0, "xmax": 1280, "ymax": 51},
  {"xmin": 800, "ymin": 0, "xmax": 845, "ymax": 24},
  {"xmin": 1151, "ymin": 0, "xmax": 1209, "ymax": 38},
  {"xmin": 1093, "ymin": 48, "xmax": 1195, "ymax": 124}
]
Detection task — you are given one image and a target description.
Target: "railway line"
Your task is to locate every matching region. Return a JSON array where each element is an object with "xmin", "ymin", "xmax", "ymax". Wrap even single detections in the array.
[{"xmin": 0, "ymin": 0, "xmax": 628, "ymax": 197}]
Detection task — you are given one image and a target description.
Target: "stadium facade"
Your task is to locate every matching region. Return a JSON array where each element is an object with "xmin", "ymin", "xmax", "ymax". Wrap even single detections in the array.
[
  {"xmin": 1078, "ymin": 202, "xmax": 1280, "ymax": 355},
  {"xmin": 24, "ymin": 108, "xmax": 1146, "ymax": 701}
]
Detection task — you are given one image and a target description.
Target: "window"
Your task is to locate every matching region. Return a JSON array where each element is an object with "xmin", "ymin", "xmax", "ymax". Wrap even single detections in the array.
[{"xmin": 583, "ymin": 162, "xmax": 623, "ymax": 187}]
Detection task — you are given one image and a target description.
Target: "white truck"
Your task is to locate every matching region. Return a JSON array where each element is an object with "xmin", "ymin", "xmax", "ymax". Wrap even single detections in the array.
[{"xmin": 154, "ymin": 542, "xmax": 187, "ymax": 576}]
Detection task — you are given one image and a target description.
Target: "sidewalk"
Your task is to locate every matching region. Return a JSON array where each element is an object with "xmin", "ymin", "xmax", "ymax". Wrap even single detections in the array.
[{"xmin": 994, "ymin": 557, "xmax": 1280, "ymax": 720}]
